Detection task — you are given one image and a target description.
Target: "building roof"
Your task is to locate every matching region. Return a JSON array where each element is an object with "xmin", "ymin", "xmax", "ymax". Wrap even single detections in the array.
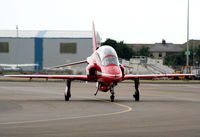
[
  {"xmin": 127, "ymin": 43, "xmax": 153, "ymax": 51},
  {"xmin": 0, "ymin": 30, "xmax": 93, "ymax": 38},
  {"xmin": 149, "ymin": 43, "xmax": 184, "ymax": 52},
  {"xmin": 128, "ymin": 39, "xmax": 186, "ymax": 53},
  {"xmin": 182, "ymin": 39, "xmax": 200, "ymax": 48}
]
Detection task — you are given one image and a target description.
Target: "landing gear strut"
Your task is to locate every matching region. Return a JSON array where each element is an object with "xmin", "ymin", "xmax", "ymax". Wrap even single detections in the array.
[
  {"xmin": 94, "ymin": 82, "xmax": 100, "ymax": 96},
  {"xmin": 133, "ymin": 78, "xmax": 140, "ymax": 101},
  {"xmin": 110, "ymin": 85, "xmax": 115, "ymax": 102},
  {"xmin": 64, "ymin": 79, "xmax": 71, "ymax": 101}
]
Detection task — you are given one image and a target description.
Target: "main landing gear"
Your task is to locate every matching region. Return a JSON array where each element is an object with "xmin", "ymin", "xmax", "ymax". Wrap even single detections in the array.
[
  {"xmin": 110, "ymin": 79, "xmax": 140, "ymax": 102},
  {"xmin": 133, "ymin": 78, "xmax": 140, "ymax": 101},
  {"xmin": 94, "ymin": 82, "xmax": 100, "ymax": 96},
  {"xmin": 110, "ymin": 85, "xmax": 115, "ymax": 102},
  {"xmin": 63, "ymin": 79, "xmax": 140, "ymax": 102},
  {"xmin": 64, "ymin": 79, "xmax": 71, "ymax": 101}
]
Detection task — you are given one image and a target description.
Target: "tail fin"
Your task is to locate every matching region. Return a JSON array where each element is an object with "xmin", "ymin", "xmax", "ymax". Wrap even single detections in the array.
[{"xmin": 92, "ymin": 22, "xmax": 99, "ymax": 52}]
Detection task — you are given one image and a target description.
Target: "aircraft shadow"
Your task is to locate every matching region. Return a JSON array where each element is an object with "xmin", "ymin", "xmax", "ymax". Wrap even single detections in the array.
[{"xmin": 9, "ymin": 98, "xmax": 200, "ymax": 103}]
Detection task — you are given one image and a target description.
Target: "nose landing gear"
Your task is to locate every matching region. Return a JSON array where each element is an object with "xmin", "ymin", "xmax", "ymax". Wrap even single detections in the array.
[{"xmin": 110, "ymin": 85, "xmax": 115, "ymax": 102}]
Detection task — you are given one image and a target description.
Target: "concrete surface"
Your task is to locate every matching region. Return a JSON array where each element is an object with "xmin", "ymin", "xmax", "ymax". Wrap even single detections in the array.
[{"xmin": 0, "ymin": 81, "xmax": 200, "ymax": 137}]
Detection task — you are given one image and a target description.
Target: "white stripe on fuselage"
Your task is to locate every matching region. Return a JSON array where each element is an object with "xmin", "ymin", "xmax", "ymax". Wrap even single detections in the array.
[
  {"xmin": 86, "ymin": 70, "xmax": 122, "ymax": 77},
  {"xmin": 97, "ymin": 71, "xmax": 122, "ymax": 77}
]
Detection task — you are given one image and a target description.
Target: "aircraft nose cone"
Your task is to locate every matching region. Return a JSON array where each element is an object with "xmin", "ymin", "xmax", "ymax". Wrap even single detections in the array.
[
  {"xmin": 105, "ymin": 66, "xmax": 121, "ymax": 74},
  {"xmin": 102, "ymin": 65, "xmax": 122, "ymax": 82}
]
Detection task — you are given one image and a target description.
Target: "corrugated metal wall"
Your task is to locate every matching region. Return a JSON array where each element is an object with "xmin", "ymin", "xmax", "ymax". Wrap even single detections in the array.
[{"xmin": 0, "ymin": 38, "xmax": 93, "ymax": 71}]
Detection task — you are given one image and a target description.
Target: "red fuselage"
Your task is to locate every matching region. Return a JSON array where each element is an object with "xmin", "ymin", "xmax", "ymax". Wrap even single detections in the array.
[{"xmin": 86, "ymin": 46, "xmax": 124, "ymax": 92}]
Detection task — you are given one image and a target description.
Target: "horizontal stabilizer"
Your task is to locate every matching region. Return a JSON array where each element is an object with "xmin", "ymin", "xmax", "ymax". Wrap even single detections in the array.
[{"xmin": 47, "ymin": 60, "xmax": 88, "ymax": 69}]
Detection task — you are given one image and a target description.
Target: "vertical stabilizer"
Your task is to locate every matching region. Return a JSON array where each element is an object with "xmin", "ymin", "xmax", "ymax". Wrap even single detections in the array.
[{"xmin": 92, "ymin": 22, "xmax": 99, "ymax": 52}]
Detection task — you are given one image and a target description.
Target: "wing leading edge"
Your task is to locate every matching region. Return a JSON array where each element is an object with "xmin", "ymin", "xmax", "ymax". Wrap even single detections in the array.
[
  {"xmin": 5, "ymin": 73, "xmax": 194, "ymax": 81},
  {"xmin": 123, "ymin": 74, "xmax": 194, "ymax": 80},
  {"xmin": 4, "ymin": 74, "xmax": 88, "ymax": 81}
]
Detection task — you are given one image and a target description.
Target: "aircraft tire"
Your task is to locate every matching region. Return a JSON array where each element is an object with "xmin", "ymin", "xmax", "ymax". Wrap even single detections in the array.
[
  {"xmin": 134, "ymin": 94, "xmax": 140, "ymax": 101},
  {"xmin": 65, "ymin": 95, "xmax": 70, "ymax": 101},
  {"xmin": 110, "ymin": 95, "xmax": 115, "ymax": 102}
]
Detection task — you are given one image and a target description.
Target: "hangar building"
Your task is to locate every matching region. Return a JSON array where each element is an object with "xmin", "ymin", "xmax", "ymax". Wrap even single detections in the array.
[{"xmin": 0, "ymin": 30, "xmax": 100, "ymax": 71}]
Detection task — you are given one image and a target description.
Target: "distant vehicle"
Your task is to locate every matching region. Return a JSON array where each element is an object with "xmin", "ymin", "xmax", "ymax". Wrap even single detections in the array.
[
  {"xmin": 172, "ymin": 66, "xmax": 197, "ymax": 80},
  {"xmin": 0, "ymin": 64, "xmax": 38, "ymax": 71},
  {"xmin": 3, "ymin": 23, "xmax": 194, "ymax": 102},
  {"xmin": 195, "ymin": 69, "xmax": 200, "ymax": 80}
]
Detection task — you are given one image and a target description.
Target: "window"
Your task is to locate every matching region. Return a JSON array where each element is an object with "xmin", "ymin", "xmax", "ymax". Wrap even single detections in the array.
[
  {"xmin": 60, "ymin": 43, "xmax": 77, "ymax": 54},
  {"xmin": 0, "ymin": 42, "xmax": 9, "ymax": 53},
  {"xmin": 159, "ymin": 53, "xmax": 162, "ymax": 58}
]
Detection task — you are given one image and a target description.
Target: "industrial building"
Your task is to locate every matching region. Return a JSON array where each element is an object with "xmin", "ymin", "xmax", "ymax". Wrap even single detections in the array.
[
  {"xmin": 128, "ymin": 39, "xmax": 200, "ymax": 59},
  {"xmin": 0, "ymin": 30, "xmax": 100, "ymax": 71}
]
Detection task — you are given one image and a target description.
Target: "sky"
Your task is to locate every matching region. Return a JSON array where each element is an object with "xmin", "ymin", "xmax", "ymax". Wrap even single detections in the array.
[{"xmin": 0, "ymin": 0, "xmax": 200, "ymax": 44}]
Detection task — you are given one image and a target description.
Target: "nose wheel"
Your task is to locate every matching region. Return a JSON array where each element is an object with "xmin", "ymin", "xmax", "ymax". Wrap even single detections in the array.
[{"xmin": 110, "ymin": 85, "xmax": 115, "ymax": 102}]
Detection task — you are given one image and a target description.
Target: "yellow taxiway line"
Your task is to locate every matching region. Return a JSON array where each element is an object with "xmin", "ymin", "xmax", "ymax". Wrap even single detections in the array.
[{"xmin": 0, "ymin": 97, "xmax": 132, "ymax": 125}]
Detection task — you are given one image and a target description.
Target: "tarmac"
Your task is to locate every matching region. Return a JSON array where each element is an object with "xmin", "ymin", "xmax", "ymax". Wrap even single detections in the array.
[{"xmin": 0, "ymin": 81, "xmax": 200, "ymax": 137}]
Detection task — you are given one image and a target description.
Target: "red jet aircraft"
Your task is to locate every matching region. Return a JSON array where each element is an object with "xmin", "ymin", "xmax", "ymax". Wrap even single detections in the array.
[{"xmin": 4, "ymin": 23, "xmax": 194, "ymax": 102}]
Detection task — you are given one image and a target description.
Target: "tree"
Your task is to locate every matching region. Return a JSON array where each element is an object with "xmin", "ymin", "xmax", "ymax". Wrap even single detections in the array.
[
  {"xmin": 163, "ymin": 45, "xmax": 200, "ymax": 67},
  {"xmin": 163, "ymin": 52, "xmax": 185, "ymax": 68},
  {"xmin": 190, "ymin": 44, "xmax": 200, "ymax": 66},
  {"xmin": 137, "ymin": 46, "xmax": 150, "ymax": 57}
]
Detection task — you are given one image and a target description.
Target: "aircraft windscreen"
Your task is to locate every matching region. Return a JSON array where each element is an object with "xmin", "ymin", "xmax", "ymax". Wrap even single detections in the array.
[
  {"xmin": 102, "ymin": 56, "xmax": 119, "ymax": 66},
  {"xmin": 97, "ymin": 46, "xmax": 117, "ymax": 59},
  {"xmin": 96, "ymin": 46, "xmax": 119, "ymax": 66}
]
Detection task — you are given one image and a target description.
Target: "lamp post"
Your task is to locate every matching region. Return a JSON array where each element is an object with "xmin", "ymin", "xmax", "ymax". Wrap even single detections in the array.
[
  {"xmin": 186, "ymin": 0, "xmax": 190, "ymax": 66},
  {"xmin": 16, "ymin": 25, "xmax": 19, "ymax": 37}
]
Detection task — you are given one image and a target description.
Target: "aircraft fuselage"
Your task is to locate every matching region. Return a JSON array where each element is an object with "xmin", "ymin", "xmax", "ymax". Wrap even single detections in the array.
[{"xmin": 86, "ymin": 46, "xmax": 124, "ymax": 92}]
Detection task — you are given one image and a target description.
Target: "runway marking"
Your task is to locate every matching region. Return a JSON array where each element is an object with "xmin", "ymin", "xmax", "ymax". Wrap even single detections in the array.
[{"xmin": 0, "ymin": 96, "xmax": 132, "ymax": 125}]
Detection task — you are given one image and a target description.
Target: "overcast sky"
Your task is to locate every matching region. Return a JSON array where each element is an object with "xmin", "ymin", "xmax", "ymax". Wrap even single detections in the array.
[{"xmin": 0, "ymin": 0, "xmax": 200, "ymax": 44}]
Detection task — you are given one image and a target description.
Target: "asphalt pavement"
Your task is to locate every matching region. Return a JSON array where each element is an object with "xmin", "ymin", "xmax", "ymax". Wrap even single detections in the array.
[{"xmin": 0, "ymin": 81, "xmax": 200, "ymax": 137}]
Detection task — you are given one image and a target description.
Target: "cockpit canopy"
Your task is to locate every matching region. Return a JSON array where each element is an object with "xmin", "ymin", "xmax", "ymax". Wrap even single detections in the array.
[
  {"xmin": 102, "ymin": 55, "xmax": 118, "ymax": 66},
  {"xmin": 96, "ymin": 46, "xmax": 119, "ymax": 66}
]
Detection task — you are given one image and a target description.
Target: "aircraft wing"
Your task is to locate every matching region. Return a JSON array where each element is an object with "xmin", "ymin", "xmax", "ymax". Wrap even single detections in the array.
[
  {"xmin": 123, "ymin": 73, "xmax": 194, "ymax": 80},
  {"xmin": 0, "ymin": 64, "xmax": 17, "ymax": 67},
  {"xmin": 16, "ymin": 64, "xmax": 38, "ymax": 67},
  {"xmin": 0, "ymin": 64, "xmax": 38, "ymax": 68},
  {"xmin": 4, "ymin": 74, "xmax": 88, "ymax": 81}
]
